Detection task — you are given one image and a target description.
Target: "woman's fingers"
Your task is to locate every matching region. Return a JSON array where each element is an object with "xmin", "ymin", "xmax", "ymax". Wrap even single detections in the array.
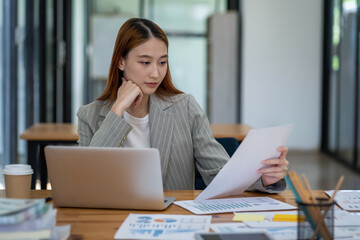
[
  {"xmin": 262, "ymin": 158, "xmax": 284, "ymax": 165},
  {"xmin": 133, "ymin": 90, "xmax": 143, "ymax": 108},
  {"xmin": 119, "ymin": 79, "xmax": 142, "ymax": 102},
  {"xmin": 261, "ymin": 169, "xmax": 288, "ymax": 186},
  {"xmin": 257, "ymin": 164, "xmax": 288, "ymax": 174},
  {"xmin": 278, "ymin": 146, "xmax": 288, "ymax": 159},
  {"xmin": 259, "ymin": 146, "xmax": 289, "ymax": 186},
  {"xmin": 260, "ymin": 163, "xmax": 288, "ymax": 171},
  {"xmin": 111, "ymin": 78, "xmax": 143, "ymax": 116},
  {"xmin": 261, "ymin": 158, "xmax": 289, "ymax": 168}
]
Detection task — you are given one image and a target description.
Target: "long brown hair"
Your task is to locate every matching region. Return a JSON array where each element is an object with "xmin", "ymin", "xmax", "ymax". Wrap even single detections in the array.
[{"xmin": 97, "ymin": 18, "xmax": 182, "ymax": 104}]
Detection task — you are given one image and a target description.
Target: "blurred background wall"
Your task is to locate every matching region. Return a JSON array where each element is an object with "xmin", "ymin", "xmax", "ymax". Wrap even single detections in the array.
[{"xmin": 242, "ymin": 0, "xmax": 323, "ymax": 149}]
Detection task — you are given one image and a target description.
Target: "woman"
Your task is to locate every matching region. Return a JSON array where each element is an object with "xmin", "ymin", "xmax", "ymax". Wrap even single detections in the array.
[{"xmin": 77, "ymin": 18, "xmax": 288, "ymax": 191}]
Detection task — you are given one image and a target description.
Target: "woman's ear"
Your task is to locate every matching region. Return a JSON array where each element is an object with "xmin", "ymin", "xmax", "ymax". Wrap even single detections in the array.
[{"xmin": 118, "ymin": 57, "xmax": 125, "ymax": 71}]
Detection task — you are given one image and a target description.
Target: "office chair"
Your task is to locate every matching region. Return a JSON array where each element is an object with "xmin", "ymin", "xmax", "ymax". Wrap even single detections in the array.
[{"xmin": 195, "ymin": 137, "xmax": 239, "ymax": 190}]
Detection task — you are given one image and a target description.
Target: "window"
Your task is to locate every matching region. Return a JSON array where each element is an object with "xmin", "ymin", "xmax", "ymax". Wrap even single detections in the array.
[
  {"xmin": 0, "ymin": 0, "xmax": 3, "ymax": 188},
  {"xmin": 75, "ymin": 0, "xmax": 227, "ymax": 113},
  {"xmin": 322, "ymin": 0, "xmax": 360, "ymax": 170}
]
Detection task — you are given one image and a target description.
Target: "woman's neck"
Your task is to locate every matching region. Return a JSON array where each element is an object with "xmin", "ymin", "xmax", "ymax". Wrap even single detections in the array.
[{"xmin": 126, "ymin": 94, "xmax": 150, "ymax": 118}]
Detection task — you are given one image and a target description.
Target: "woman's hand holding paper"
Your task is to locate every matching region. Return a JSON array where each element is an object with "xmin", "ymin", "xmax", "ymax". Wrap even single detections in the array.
[{"xmin": 257, "ymin": 146, "xmax": 289, "ymax": 186}]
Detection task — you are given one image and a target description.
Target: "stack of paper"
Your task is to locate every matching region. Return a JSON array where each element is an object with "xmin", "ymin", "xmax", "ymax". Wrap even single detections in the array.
[{"xmin": 0, "ymin": 198, "xmax": 70, "ymax": 240}]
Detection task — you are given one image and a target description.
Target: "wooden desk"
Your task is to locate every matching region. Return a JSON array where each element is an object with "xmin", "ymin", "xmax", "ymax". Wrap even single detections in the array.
[
  {"xmin": 20, "ymin": 123, "xmax": 251, "ymax": 189},
  {"xmin": 2, "ymin": 190, "xmax": 327, "ymax": 240},
  {"xmin": 20, "ymin": 124, "xmax": 78, "ymax": 189},
  {"xmin": 20, "ymin": 123, "xmax": 251, "ymax": 142},
  {"xmin": 210, "ymin": 124, "xmax": 252, "ymax": 141}
]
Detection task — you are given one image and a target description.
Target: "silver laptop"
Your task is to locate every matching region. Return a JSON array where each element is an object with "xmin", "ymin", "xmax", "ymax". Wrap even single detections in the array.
[{"xmin": 44, "ymin": 146, "xmax": 175, "ymax": 210}]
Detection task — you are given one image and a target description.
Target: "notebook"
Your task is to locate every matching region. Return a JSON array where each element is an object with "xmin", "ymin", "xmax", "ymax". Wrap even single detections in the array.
[{"xmin": 44, "ymin": 146, "xmax": 175, "ymax": 210}]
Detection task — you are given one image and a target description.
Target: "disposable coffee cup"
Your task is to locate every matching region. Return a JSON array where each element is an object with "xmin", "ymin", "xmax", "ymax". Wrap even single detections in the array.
[{"xmin": 2, "ymin": 164, "xmax": 33, "ymax": 199}]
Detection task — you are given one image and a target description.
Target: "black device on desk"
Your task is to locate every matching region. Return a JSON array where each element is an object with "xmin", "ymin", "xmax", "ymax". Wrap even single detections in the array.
[{"xmin": 195, "ymin": 233, "xmax": 273, "ymax": 240}]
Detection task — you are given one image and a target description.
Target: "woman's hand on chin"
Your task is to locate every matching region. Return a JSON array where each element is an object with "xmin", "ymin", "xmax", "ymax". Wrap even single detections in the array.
[{"xmin": 111, "ymin": 78, "xmax": 143, "ymax": 117}]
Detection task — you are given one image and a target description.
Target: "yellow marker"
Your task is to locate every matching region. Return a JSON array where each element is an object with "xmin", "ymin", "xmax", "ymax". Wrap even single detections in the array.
[
  {"xmin": 233, "ymin": 213, "xmax": 265, "ymax": 222},
  {"xmin": 273, "ymin": 214, "xmax": 305, "ymax": 222}
]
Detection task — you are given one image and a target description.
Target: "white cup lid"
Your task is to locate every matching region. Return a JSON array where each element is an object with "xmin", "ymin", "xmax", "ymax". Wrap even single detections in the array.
[{"xmin": 2, "ymin": 164, "xmax": 34, "ymax": 175}]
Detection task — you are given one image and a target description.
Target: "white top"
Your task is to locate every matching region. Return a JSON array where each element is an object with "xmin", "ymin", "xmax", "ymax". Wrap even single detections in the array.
[{"xmin": 122, "ymin": 111, "xmax": 151, "ymax": 148}]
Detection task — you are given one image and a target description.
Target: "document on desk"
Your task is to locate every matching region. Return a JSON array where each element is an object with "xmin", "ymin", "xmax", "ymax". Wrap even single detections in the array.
[
  {"xmin": 326, "ymin": 190, "xmax": 360, "ymax": 211},
  {"xmin": 114, "ymin": 213, "xmax": 211, "ymax": 239},
  {"xmin": 237, "ymin": 209, "xmax": 360, "ymax": 228},
  {"xmin": 174, "ymin": 197, "xmax": 296, "ymax": 215},
  {"xmin": 195, "ymin": 124, "xmax": 294, "ymax": 202}
]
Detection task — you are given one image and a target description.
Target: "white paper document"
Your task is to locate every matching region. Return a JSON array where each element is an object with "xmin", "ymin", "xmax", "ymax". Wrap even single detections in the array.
[
  {"xmin": 210, "ymin": 223, "xmax": 247, "ymax": 232},
  {"xmin": 195, "ymin": 124, "xmax": 294, "ymax": 202},
  {"xmin": 114, "ymin": 214, "xmax": 211, "ymax": 239},
  {"xmin": 239, "ymin": 210, "xmax": 360, "ymax": 228},
  {"xmin": 326, "ymin": 190, "xmax": 360, "ymax": 211},
  {"xmin": 174, "ymin": 197, "xmax": 296, "ymax": 215},
  {"xmin": 211, "ymin": 224, "xmax": 353, "ymax": 240}
]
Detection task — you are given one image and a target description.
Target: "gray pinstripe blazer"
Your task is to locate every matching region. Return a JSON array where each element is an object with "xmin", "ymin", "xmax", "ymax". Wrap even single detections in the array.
[{"xmin": 77, "ymin": 93, "xmax": 285, "ymax": 192}]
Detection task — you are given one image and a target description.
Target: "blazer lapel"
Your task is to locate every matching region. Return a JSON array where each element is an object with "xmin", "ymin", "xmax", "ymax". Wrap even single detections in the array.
[{"xmin": 149, "ymin": 94, "xmax": 174, "ymax": 180}]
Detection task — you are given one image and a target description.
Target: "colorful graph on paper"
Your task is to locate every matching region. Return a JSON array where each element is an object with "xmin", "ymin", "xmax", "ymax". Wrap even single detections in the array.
[
  {"xmin": 326, "ymin": 190, "xmax": 360, "ymax": 211},
  {"xmin": 114, "ymin": 214, "xmax": 211, "ymax": 239}
]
